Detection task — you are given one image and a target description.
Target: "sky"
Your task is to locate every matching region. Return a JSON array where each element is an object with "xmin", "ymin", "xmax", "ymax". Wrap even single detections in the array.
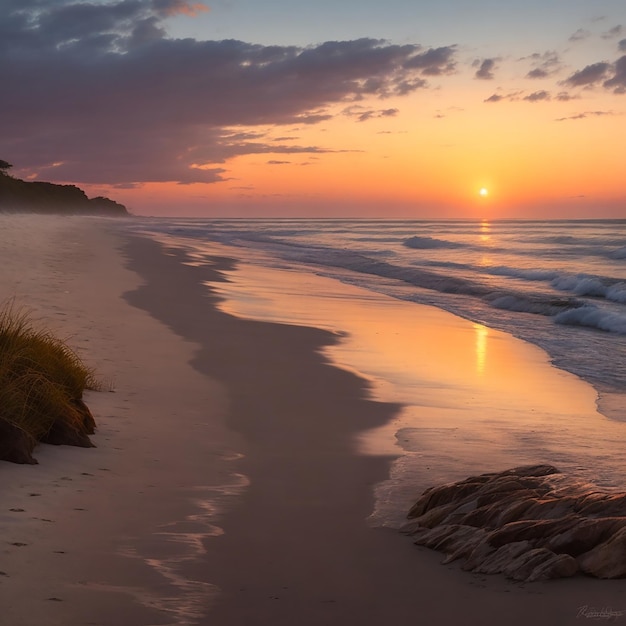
[{"xmin": 2, "ymin": 0, "xmax": 626, "ymax": 218}]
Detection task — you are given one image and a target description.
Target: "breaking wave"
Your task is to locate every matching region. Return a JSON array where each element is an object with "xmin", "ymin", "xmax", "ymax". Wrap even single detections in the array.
[{"xmin": 555, "ymin": 306, "xmax": 626, "ymax": 335}]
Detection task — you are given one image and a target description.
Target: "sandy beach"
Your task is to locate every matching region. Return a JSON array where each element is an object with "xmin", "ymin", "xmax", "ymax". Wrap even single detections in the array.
[{"xmin": 0, "ymin": 216, "xmax": 625, "ymax": 626}]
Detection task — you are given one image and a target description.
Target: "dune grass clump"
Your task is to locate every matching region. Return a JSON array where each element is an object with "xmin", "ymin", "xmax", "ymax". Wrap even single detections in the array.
[{"xmin": 0, "ymin": 304, "xmax": 100, "ymax": 464}]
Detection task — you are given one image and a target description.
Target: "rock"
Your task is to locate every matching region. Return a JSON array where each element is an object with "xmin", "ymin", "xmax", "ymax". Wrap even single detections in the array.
[
  {"xmin": 544, "ymin": 517, "xmax": 626, "ymax": 557},
  {"xmin": 576, "ymin": 493, "xmax": 626, "ymax": 518},
  {"xmin": 473, "ymin": 541, "xmax": 533, "ymax": 575},
  {"xmin": 486, "ymin": 515, "xmax": 581, "ymax": 548},
  {"xmin": 407, "ymin": 480, "xmax": 487, "ymax": 518},
  {"xmin": 461, "ymin": 536, "xmax": 497, "ymax": 571},
  {"xmin": 441, "ymin": 527, "xmax": 488, "ymax": 564},
  {"xmin": 41, "ymin": 419, "xmax": 95, "ymax": 448},
  {"xmin": 526, "ymin": 553, "xmax": 579, "ymax": 582},
  {"xmin": 503, "ymin": 548, "xmax": 562, "ymax": 581},
  {"xmin": 578, "ymin": 526, "xmax": 626, "ymax": 578},
  {"xmin": 455, "ymin": 491, "xmax": 539, "ymax": 528},
  {"xmin": 404, "ymin": 465, "xmax": 626, "ymax": 580},
  {"xmin": 0, "ymin": 418, "xmax": 38, "ymax": 464},
  {"xmin": 72, "ymin": 398, "xmax": 97, "ymax": 435}
]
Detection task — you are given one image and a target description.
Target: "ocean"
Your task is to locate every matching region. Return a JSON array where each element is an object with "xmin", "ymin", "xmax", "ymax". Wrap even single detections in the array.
[{"xmin": 129, "ymin": 218, "xmax": 626, "ymax": 526}]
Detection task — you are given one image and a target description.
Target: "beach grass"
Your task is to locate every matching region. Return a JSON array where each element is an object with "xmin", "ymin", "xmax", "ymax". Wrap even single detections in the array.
[{"xmin": 0, "ymin": 303, "xmax": 99, "ymax": 463}]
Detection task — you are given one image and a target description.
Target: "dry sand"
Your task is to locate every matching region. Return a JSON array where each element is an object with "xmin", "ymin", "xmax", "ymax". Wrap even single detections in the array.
[{"xmin": 0, "ymin": 215, "xmax": 624, "ymax": 625}]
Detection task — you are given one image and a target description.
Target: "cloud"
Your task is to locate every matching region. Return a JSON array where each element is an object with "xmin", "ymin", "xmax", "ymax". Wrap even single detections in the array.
[
  {"xmin": 564, "ymin": 56, "xmax": 626, "ymax": 93},
  {"xmin": 555, "ymin": 91, "xmax": 578, "ymax": 101},
  {"xmin": 1, "ymin": 0, "xmax": 456, "ymax": 185},
  {"xmin": 524, "ymin": 90, "xmax": 550, "ymax": 102},
  {"xmin": 483, "ymin": 90, "xmax": 524, "ymax": 103},
  {"xmin": 555, "ymin": 110, "xmax": 616, "ymax": 122},
  {"xmin": 474, "ymin": 58, "xmax": 497, "ymax": 80},
  {"xmin": 563, "ymin": 62, "xmax": 613, "ymax": 87},
  {"xmin": 403, "ymin": 46, "xmax": 457, "ymax": 76},
  {"xmin": 602, "ymin": 25, "xmax": 623, "ymax": 39},
  {"xmin": 604, "ymin": 55, "xmax": 626, "ymax": 93},
  {"xmin": 486, "ymin": 89, "xmax": 553, "ymax": 103},
  {"xmin": 343, "ymin": 106, "xmax": 399, "ymax": 122},
  {"xmin": 620, "ymin": 39, "xmax": 626, "ymax": 52},
  {"xmin": 524, "ymin": 51, "xmax": 562, "ymax": 79},
  {"xmin": 569, "ymin": 28, "xmax": 591, "ymax": 42}
]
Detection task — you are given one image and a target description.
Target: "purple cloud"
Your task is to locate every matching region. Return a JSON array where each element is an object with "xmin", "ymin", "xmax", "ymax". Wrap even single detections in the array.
[
  {"xmin": 555, "ymin": 111, "xmax": 616, "ymax": 122},
  {"xmin": 474, "ymin": 58, "xmax": 497, "ymax": 80},
  {"xmin": 524, "ymin": 90, "xmax": 550, "ymax": 102},
  {"xmin": 524, "ymin": 51, "xmax": 561, "ymax": 79},
  {"xmin": 1, "ymin": 0, "xmax": 457, "ymax": 186},
  {"xmin": 344, "ymin": 106, "xmax": 399, "ymax": 122},
  {"xmin": 604, "ymin": 55, "xmax": 626, "ymax": 93},
  {"xmin": 403, "ymin": 46, "xmax": 457, "ymax": 76},
  {"xmin": 564, "ymin": 62, "xmax": 613, "ymax": 87}
]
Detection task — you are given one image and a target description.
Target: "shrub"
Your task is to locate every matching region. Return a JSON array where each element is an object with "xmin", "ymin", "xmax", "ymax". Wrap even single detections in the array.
[{"xmin": 0, "ymin": 303, "xmax": 99, "ymax": 463}]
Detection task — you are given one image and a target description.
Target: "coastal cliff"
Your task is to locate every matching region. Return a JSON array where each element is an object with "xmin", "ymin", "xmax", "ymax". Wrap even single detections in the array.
[{"xmin": 0, "ymin": 160, "xmax": 128, "ymax": 216}]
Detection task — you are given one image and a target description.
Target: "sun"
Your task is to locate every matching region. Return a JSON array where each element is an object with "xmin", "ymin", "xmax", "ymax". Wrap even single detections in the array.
[{"xmin": 479, "ymin": 187, "xmax": 489, "ymax": 197}]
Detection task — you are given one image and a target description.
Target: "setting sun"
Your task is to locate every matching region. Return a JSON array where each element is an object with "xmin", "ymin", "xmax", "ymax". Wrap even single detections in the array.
[{"xmin": 479, "ymin": 188, "xmax": 489, "ymax": 197}]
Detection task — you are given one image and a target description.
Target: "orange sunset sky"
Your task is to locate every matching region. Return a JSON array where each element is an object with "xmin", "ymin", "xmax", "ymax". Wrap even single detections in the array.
[{"xmin": 2, "ymin": 0, "xmax": 626, "ymax": 218}]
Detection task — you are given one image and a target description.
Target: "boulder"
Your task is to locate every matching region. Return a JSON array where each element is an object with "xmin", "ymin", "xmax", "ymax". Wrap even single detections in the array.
[
  {"xmin": 404, "ymin": 465, "xmax": 626, "ymax": 581},
  {"xmin": 578, "ymin": 526, "xmax": 626, "ymax": 578},
  {"xmin": 0, "ymin": 417, "xmax": 38, "ymax": 464}
]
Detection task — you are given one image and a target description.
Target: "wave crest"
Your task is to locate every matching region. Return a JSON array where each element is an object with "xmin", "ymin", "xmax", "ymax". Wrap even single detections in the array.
[
  {"xmin": 555, "ymin": 306, "xmax": 626, "ymax": 334},
  {"xmin": 403, "ymin": 236, "xmax": 464, "ymax": 250}
]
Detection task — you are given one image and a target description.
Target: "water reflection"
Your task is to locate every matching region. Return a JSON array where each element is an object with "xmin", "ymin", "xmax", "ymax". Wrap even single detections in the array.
[
  {"xmin": 474, "ymin": 323, "xmax": 488, "ymax": 376},
  {"xmin": 479, "ymin": 220, "xmax": 491, "ymax": 244}
]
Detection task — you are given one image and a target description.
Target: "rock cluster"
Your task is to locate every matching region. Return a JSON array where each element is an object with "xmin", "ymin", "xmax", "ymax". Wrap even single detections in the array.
[{"xmin": 402, "ymin": 465, "xmax": 626, "ymax": 581}]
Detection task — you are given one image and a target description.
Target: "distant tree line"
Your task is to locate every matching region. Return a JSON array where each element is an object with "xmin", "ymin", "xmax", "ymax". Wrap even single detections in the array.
[{"xmin": 0, "ymin": 160, "xmax": 128, "ymax": 216}]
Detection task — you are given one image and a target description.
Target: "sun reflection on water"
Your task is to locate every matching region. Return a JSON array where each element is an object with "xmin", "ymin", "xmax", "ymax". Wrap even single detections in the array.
[{"xmin": 474, "ymin": 323, "xmax": 489, "ymax": 376}]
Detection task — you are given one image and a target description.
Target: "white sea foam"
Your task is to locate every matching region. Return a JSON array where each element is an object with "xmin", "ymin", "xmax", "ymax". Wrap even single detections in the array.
[
  {"xmin": 555, "ymin": 305, "xmax": 626, "ymax": 334},
  {"xmin": 607, "ymin": 283, "xmax": 626, "ymax": 303},
  {"xmin": 551, "ymin": 274, "xmax": 608, "ymax": 297}
]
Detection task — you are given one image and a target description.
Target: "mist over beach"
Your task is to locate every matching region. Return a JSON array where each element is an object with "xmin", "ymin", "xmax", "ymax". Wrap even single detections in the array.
[{"xmin": 2, "ymin": 0, "xmax": 626, "ymax": 624}]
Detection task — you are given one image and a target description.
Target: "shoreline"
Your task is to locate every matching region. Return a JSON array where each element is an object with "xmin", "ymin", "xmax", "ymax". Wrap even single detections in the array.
[
  {"xmin": 0, "ymin": 217, "xmax": 624, "ymax": 625},
  {"xmin": 122, "ymin": 232, "xmax": 626, "ymax": 625},
  {"xmin": 150, "ymin": 233, "xmax": 626, "ymax": 505}
]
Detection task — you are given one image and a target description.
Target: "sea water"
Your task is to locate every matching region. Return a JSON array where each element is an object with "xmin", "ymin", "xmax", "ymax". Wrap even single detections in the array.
[{"xmin": 128, "ymin": 218, "xmax": 626, "ymax": 525}]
